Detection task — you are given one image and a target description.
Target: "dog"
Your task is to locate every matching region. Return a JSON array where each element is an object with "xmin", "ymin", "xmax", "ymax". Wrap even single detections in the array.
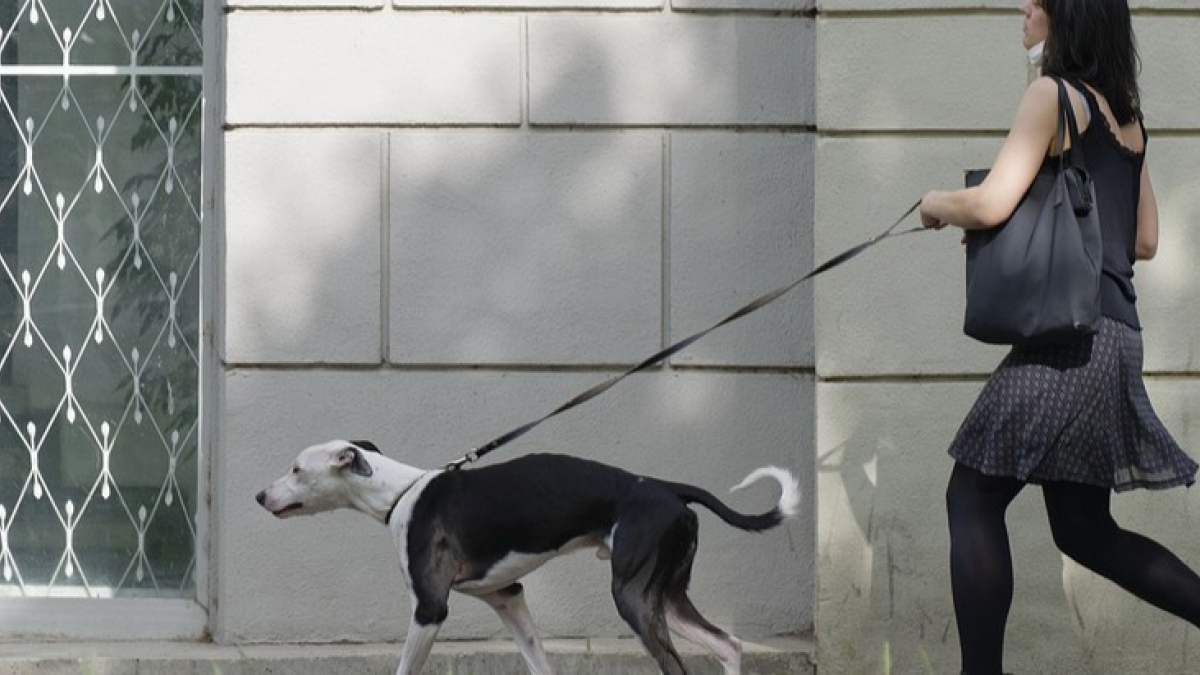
[{"xmin": 256, "ymin": 440, "xmax": 800, "ymax": 675}]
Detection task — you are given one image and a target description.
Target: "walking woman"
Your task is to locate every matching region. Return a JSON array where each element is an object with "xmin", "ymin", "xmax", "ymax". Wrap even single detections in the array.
[{"xmin": 919, "ymin": 1, "xmax": 1200, "ymax": 673}]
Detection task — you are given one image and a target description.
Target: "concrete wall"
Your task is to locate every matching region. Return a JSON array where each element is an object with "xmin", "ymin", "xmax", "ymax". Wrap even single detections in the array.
[
  {"xmin": 815, "ymin": 2, "xmax": 1200, "ymax": 674},
  {"xmin": 215, "ymin": 0, "xmax": 815, "ymax": 647},
  {"xmin": 209, "ymin": 0, "xmax": 1200, "ymax": 670}
]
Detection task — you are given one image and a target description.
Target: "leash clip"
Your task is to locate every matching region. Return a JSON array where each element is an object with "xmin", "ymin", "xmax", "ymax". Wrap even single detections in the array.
[{"xmin": 445, "ymin": 449, "xmax": 479, "ymax": 472}]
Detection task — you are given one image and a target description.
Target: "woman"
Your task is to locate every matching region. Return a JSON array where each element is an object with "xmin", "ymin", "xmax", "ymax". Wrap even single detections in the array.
[{"xmin": 919, "ymin": 2, "xmax": 1200, "ymax": 673}]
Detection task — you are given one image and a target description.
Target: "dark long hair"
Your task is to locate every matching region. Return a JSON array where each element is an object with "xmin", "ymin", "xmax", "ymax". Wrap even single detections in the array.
[{"xmin": 1040, "ymin": 0, "xmax": 1142, "ymax": 124}]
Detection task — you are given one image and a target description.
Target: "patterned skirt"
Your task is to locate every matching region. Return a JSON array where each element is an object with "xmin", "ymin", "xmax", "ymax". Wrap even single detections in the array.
[{"xmin": 949, "ymin": 317, "xmax": 1197, "ymax": 492}]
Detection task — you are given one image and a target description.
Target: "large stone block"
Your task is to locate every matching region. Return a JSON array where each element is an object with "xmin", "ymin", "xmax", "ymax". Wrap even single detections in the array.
[
  {"xmin": 1134, "ymin": 0, "xmax": 1200, "ymax": 8},
  {"xmin": 816, "ymin": 379, "xmax": 1200, "ymax": 675},
  {"xmin": 814, "ymin": 136, "xmax": 1200, "ymax": 378},
  {"xmin": 817, "ymin": 14, "xmax": 1200, "ymax": 133},
  {"xmin": 669, "ymin": 131, "xmax": 815, "ymax": 368},
  {"xmin": 1135, "ymin": 137, "xmax": 1200, "ymax": 374},
  {"xmin": 1138, "ymin": 15, "xmax": 1200, "ymax": 130},
  {"xmin": 817, "ymin": 15, "xmax": 1026, "ymax": 132},
  {"xmin": 672, "ymin": 0, "xmax": 812, "ymax": 9},
  {"xmin": 814, "ymin": 135, "xmax": 1009, "ymax": 378},
  {"xmin": 529, "ymin": 15, "xmax": 813, "ymax": 126},
  {"xmin": 820, "ymin": 1, "xmax": 1200, "ymax": 11},
  {"xmin": 820, "ymin": 0, "xmax": 1015, "ymax": 9},
  {"xmin": 218, "ymin": 368, "xmax": 814, "ymax": 641},
  {"xmin": 395, "ymin": 0, "xmax": 658, "ymax": 6},
  {"xmin": 227, "ymin": 0, "xmax": 382, "ymax": 8},
  {"xmin": 226, "ymin": 13, "xmax": 521, "ymax": 125},
  {"xmin": 224, "ymin": 131, "xmax": 383, "ymax": 364},
  {"xmin": 389, "ymin": 131, "xmax": 662, "ymax": 365}
]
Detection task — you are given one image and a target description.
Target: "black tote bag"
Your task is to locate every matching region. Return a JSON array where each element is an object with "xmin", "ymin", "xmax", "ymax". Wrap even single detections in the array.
[{"xmin": 962, "ymin": 78, "xmax": 1103, "ymax": 345}]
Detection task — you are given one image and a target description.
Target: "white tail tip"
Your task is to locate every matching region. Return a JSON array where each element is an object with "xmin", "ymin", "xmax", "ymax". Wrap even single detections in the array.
[{"xmin": 731, "ymin": 466, "xmax": 801, "ymax": 518}]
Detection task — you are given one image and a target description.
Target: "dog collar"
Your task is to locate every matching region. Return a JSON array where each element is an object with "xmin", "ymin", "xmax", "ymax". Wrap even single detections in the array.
[
  {"xmin": 384, "ymin": 496, "xmax": 401, "ymax": 526},
  {"xmin": 383, "ymin": 473, "xmax": 430, "ymax": 525}
]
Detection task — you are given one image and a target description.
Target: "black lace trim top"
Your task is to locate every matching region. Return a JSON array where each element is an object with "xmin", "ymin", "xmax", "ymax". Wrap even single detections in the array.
[{"xmin": 1069, "ymin": 79, "xmax": 1145, "ymax": 330}]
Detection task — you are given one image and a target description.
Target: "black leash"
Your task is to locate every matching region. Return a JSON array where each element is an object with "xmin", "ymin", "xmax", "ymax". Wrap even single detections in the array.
[{"xmin": 446, "ymin": 200, "xmax": 926, "ymax": 471}]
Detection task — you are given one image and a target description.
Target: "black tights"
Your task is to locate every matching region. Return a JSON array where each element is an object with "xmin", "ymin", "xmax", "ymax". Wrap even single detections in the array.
[{"xmin": 946, "ymin": 462, "xmax": 1200, "ymax": 675}]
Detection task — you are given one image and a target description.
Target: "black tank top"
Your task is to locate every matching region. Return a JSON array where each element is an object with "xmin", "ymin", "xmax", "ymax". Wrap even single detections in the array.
[{"xmin": 1068, "ymin": 80, "xmax": 1144, "ymax": 329}]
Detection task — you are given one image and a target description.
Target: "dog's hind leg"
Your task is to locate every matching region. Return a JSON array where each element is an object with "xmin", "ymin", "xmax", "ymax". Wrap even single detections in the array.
[
  {"xmin": 612, "ymin": 579, "xmax": 684, "ymax": 675},
  {"xmin": 666, "ymin": 595, "xmax": 742, "ymax": 675},
  {"xmin": 610, "ymin": 503, "xmax": 697, "ymax": 675},
  {"xmin": 478, "ymin": 583, "xmax": 554, "ymax": 675},
  {"xmin": 658, "ymin": 528, "xmax": 742, "ymax": 675}
]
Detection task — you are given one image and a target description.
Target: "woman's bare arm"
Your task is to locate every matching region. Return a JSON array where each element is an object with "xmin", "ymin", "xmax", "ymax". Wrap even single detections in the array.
[
  {"xmin": 920, "ymin": 77, "xmax": 1061, "ymax": 230},
  {"xmin": 1135, "ymin": 159, "xmax": 1159, "ymax": 260}
]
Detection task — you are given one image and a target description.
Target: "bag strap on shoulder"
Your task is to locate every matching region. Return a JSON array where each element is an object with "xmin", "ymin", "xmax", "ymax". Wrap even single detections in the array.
[{"xmin": 1053, "ymin": 77, "xmax": 1088, "ymax": 174}]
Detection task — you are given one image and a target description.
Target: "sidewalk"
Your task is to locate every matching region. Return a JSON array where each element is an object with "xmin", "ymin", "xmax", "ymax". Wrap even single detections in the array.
[{"xmin": 0, "ymin": 636, "xmax": 814, "ymax": 674}]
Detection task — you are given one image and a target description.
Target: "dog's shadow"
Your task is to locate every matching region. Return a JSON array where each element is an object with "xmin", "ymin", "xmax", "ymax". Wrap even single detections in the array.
[{"xmin": 815, "ymin": 424, "xmax": 951, "ymax": 574}]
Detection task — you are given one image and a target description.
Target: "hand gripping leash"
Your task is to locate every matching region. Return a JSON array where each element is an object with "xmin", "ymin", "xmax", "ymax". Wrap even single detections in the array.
[{"xmin": 446, "ymin": 200, "xmax": 926, "ymax": 471}]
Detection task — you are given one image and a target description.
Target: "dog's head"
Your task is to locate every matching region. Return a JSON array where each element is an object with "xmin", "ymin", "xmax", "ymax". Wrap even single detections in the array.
[{"xmin": 255, "ymin": 439, "xmax": 381, "ymax": 518}]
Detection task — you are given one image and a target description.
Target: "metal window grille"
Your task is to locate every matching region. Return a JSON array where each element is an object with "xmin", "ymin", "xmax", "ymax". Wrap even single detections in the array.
[{"xmin": 0, "ymin": 0, "xmax": 202, "ymax": 599}]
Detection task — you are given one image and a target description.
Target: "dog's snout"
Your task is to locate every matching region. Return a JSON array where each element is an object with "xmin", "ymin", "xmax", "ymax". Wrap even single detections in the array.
[{"xmin": 255, "ymin": 490, "xmax": 266, "ymax": 506}]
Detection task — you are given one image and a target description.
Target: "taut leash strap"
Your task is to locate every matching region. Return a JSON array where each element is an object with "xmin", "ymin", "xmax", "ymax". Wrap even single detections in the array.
[{"xmin": 446, "ymin": 200, "xmax": 925, "ymax": 471}]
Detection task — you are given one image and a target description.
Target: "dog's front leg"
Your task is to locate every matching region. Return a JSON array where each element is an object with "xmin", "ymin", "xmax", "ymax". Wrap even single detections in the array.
[
  {"xmin": 394, "ymin": 564, "xmax": 454, "ymax": 675},
  {"xmin": 394, "ymin": 528, "xmax": 456, "ymax": 675},
  {"xmin": 395, "ymin": 613, "xmax": 443, "ymax": 675},
  {"xmin": 478, "ymin": 583, "xmax": 554, "ymax": 675}
]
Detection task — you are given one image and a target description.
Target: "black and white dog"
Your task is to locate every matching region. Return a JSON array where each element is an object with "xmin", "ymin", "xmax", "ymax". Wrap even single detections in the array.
[{"xmin": 256, "ymin": 440, "xmax": 799, "ymax": 675}]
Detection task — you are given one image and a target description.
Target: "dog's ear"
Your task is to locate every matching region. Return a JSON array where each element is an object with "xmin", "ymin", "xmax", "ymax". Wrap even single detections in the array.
[
  {"xmin": 334, "ymin": 445, "xmax": 374, "ymax": 478},
  {"xmin": 350, "ymin": 440, "xmax": 381, "ymax": 454}
]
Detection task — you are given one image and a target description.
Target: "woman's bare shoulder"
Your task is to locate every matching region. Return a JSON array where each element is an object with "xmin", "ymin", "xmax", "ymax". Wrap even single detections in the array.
[
  {"xmin": 1025, "ymin": 76, "xmax": 1060, "ymax": 102},
  {"xmin": 1012, "ymin": 76, "xmax": 1061, "ymax": 129}
]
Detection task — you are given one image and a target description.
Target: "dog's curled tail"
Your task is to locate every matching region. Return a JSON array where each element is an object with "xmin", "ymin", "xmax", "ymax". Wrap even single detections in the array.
[
  {"xmin": 669, "ymin": 466, "xmax": 800, "ymax": 533},
  {"xmin": 731, "ymin": 466, "xmax": 801, "ymax": 518}
]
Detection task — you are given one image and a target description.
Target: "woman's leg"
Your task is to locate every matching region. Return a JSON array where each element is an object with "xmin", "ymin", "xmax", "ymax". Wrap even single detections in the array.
[
  {"xmin": 1043, "ymin": 481, "xmax": 1200, "ymax": 626},
  {"xmin": 946, "ymin": 462, "xmax": 1025, "ymax": 675}
]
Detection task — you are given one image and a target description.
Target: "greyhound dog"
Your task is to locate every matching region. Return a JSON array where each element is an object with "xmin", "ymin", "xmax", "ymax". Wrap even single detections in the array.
[{"xmin": 256, "ymin": 440, "xmax": 799, "ymax": 675}]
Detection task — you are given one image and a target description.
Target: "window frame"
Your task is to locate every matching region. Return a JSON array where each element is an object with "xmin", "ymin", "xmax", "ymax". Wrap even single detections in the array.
[{"xmin": 0, "ymin": 0, "xmax": 218, "ymax": 640}]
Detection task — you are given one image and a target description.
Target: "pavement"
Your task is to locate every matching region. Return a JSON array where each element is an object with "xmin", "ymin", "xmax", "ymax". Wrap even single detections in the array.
[{"xmin": 0, "ymin": 636, "xmax": 815, "ymax": 674}]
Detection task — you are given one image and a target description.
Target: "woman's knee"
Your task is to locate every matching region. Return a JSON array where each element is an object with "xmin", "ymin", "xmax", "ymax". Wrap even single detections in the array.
[
  {"xmin": 1043, "ymin": 482, "xmax": 1118, "ymax": 564},
  {"xmin": 1047, "ymin": 519, "xmax": 1092, "ymax": 562},
  {"xmin": 946, "ymin": 463, "xmax": 1022, "ymax": 516}
]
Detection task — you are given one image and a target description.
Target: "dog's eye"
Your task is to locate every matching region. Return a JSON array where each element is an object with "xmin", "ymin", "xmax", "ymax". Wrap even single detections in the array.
[{"xmin": 291, "ymin": 466, "xmax": 300, "ymax": 475}]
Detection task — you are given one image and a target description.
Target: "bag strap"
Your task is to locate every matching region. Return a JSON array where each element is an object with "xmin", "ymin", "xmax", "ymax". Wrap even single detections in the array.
[{"xmin": 1053, "ymin": 77, "xmax": 1088, "ymax": 175}]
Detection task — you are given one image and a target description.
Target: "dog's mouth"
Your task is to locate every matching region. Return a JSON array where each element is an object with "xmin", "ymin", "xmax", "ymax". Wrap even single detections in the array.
[{"xmin": 272, "ymin": 502, "xmax": 304, "ymax": 517}]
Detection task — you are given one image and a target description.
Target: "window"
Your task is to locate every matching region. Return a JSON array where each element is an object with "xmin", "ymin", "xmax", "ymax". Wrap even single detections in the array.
[{"xmin": 0, "ymin": 0, "xmax": 203, "ymax": 605}]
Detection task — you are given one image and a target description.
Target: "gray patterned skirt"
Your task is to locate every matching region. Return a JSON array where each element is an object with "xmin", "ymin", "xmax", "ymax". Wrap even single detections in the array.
[{"xmin": 949, "ymin": 317, "xmax": 1197, "ymax": 492}]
